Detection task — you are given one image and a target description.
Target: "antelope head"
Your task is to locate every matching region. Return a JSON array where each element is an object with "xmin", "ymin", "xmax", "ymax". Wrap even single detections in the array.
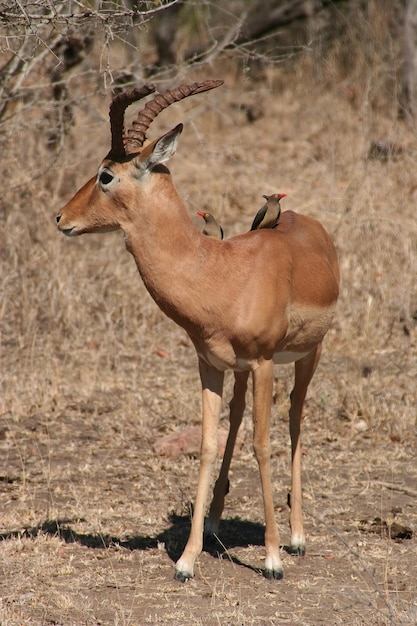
[{"xmin": 56, "ymin": 80, "xmax": 224, "ymax": 236}]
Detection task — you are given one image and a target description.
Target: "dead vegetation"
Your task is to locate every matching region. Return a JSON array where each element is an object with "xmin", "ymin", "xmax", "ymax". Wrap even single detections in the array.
[{"xmin": 0, "ymin": 1, "xmax": 416, "ymax": 624}]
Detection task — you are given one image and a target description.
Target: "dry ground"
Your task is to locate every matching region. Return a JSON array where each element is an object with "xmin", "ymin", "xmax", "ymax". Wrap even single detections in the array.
[{"xmin": 1, "ymin": 62, "xmax": 416, "ymax": 625}]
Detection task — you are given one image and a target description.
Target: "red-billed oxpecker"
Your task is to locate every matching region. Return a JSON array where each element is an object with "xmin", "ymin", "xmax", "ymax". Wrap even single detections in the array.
[
  {"xmin": 250, "ymin": 193, "xmax": 287, "ymax": 231},
  {"xmin": 197, "ymin": 211, "xmax": 224, "ymax": 240}
]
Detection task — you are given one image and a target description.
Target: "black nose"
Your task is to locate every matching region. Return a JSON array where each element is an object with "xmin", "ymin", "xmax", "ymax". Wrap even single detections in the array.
[{"xmin": 56, "ymin": 215, "xmax": 61, "ymax": 224}]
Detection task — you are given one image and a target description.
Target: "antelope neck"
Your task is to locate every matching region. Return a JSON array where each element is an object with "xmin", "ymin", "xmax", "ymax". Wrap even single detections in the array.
[{"xmin": 122, "ymin": 184, "xmax": 215, "ymax": 330}]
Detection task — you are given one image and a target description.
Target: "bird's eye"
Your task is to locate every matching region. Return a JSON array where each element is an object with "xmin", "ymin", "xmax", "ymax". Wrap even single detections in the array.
[{"xmin": 99, "ymin": 170, "xmax": 114, "ymax": 186}]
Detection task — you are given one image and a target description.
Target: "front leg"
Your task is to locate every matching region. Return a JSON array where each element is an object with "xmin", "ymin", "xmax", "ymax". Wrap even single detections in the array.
[{"xmin": 174, "ymin": 358, "xmax": 224, "ymax": 581}]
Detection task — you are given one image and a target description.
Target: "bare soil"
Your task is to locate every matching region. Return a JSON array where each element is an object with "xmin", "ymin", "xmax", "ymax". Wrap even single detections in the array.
[{"xmin": 1, "ymin": 64, "xmax": 416, "ymax": 625}]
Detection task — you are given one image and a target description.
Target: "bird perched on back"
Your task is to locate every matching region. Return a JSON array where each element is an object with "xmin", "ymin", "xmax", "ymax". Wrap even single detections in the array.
[
  {"xmin": 197, "ymin": 211, "xmax": 224, "ymax": 240},
  {"xmin": 250, "ymin": 193, "xmax": 287, "ymax": 231}
]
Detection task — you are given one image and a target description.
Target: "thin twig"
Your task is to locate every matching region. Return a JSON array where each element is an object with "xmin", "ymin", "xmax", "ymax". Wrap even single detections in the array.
[
  {"xmin": 0, "ymin": 0, "xmax": 182, "ymax": 25},
  {"xmin": 368, "ymin": 480, "xmax": 417, "ymax": 498}
]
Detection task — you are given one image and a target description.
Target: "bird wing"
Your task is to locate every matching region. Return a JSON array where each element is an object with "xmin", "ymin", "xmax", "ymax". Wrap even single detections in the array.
[{"xmin": 250, "ymin": 205, "xmax": 267, "ymax": 231}]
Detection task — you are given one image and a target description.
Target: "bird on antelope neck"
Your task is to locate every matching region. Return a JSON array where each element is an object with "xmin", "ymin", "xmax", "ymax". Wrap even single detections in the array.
[
  {"xmin": 197, "ymin": 211, "xmax": 224, "ymax": 240},
  {"xmin": 250, "ymin": 193, "xmax": 287, "ymax": 231}
]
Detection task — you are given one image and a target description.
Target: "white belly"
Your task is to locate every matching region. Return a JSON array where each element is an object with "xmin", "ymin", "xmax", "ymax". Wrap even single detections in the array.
[
  {"xmin": 199, "ymin": 349, "xmax": 310, "ymax": 371},
  {"xmin": 273, "ymin": 351, "xmax": 310, "ymax": 364}
]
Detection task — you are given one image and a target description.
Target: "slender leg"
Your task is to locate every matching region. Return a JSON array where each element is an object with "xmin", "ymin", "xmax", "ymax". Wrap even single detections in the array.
[
  {"xmin": 206, "ymin": 370, "xmax": 250, "ymax": 535},
  {"xmin": 174, "ymin": 358, "xmax": 224, "ymax": 581},
  {"xmin": 252, "ymin": 358, "xmax": 283, "ymax": 579},
  {"xmin": 288, "ymin": 344, "xmax": 322, "ymax": 555}
]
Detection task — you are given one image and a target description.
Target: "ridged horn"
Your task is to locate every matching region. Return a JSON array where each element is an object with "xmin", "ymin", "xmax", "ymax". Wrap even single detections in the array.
[
  {"xmin": 125, "ymin": 79, "xmax": 224, "ymax": 155},
  {"xmin": 107, "ymin": 84, "xmax": 156, "ymax": 159}
]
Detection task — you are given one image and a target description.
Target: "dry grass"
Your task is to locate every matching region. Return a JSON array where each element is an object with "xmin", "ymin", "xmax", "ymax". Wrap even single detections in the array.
[{"xmin": 1, "ymin": 30, "xmax": 416, "ymax": 626}]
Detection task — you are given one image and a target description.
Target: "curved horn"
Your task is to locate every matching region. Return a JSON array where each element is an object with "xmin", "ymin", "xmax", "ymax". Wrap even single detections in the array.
[
  {"xmin": 125, "ymin": 79, "xmax": 224, "ymax": 154},
  {"xmin": 107, "ymin": 84, "xmax": 156, "ymax": 159}
]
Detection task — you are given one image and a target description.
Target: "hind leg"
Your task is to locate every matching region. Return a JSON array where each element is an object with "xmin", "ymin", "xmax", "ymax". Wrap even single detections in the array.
[
  {"xmin": 252, "ymin": 358, "xmax": 283, "ymax": 579},
  {"xmin": 288, "ymin": 344, "xmax": 322, "ymax": 554}
]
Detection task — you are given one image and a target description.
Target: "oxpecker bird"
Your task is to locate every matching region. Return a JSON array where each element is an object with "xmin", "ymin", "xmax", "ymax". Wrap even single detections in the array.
[
  {"xmin": 250, "ymin": 193, "xmax": 287, "ymax": 231},
  {"xmin": 197, "ymin": 211, "xmax": 224, "ymax": 240}
]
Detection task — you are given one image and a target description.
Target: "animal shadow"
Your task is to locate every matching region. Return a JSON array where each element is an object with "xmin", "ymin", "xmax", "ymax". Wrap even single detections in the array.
[{"xmin": 0, "ymin": 514, "xmax": 274, "ymax": 576}]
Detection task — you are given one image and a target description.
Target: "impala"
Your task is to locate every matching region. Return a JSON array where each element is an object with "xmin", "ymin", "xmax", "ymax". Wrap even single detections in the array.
[{"xmin": 56, "ymin": 80, "xmax": 340, "ymax": 581}]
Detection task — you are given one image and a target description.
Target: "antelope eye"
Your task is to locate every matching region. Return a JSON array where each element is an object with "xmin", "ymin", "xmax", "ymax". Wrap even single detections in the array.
[{"xmin": 98, "ymin": 169, "xmax": 114, "ymax": 186}]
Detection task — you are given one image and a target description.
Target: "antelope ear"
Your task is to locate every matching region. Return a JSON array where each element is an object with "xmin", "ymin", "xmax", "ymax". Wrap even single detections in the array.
[{"xmin": 134, "ymin": 123, "xmax": 183, "ymax": 171}]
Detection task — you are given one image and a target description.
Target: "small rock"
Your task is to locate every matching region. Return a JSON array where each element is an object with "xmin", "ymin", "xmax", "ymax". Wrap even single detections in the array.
[
  {"xmin": 352, "ymin": 419, "xmax": 368, "ymax": 433},
  {"xmin": 153, "ymin": 425, "xmax": 245, "ymax": 459}
]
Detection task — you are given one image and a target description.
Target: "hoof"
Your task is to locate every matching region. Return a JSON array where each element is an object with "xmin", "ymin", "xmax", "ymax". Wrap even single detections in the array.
[
  {"xmin": 287, "ymin": 544, "xmax": 306, "ymax": 556},
  {"xmin": 264, "ymin": 568, "xmax": 284, "ymax": 580},
  {"xmin": 174, "ymin": 570, "xmax": 193, "ymax": 583}
]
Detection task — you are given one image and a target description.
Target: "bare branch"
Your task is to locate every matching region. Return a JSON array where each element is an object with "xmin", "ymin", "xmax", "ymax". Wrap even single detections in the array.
[{"xmin": 0, "ymin": 0, "xmax": 182, "ymax": 26}]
